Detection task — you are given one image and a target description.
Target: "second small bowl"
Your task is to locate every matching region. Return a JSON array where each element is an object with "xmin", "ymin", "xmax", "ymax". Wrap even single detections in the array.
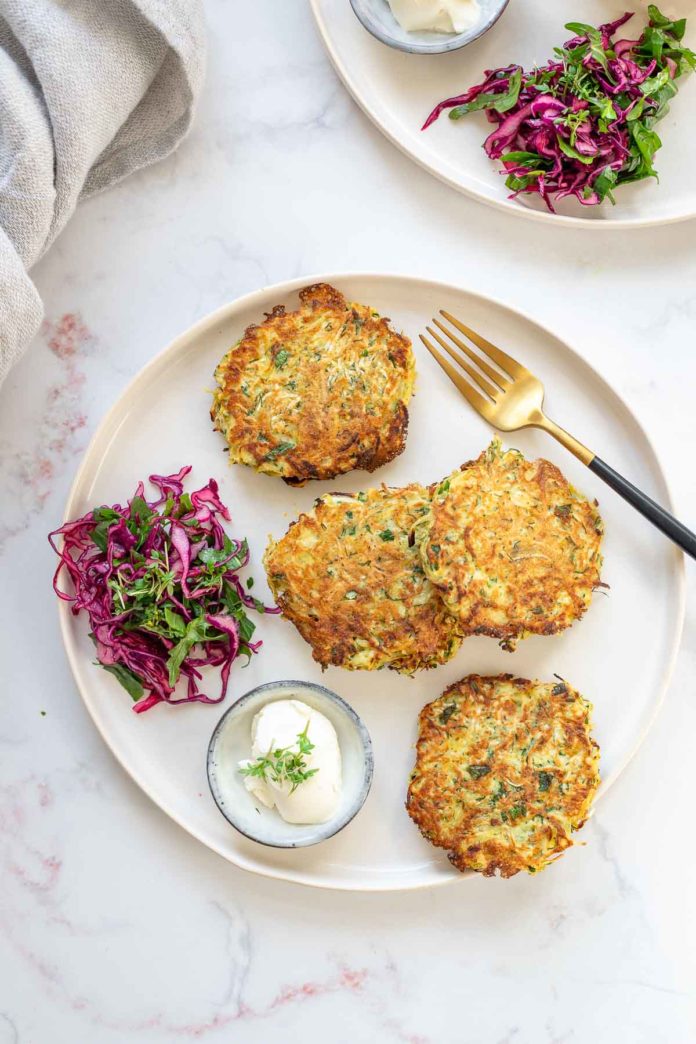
[
  {"xmin": 207, "ymin": 680, "xmax": 374, "ymax": 849},
  {"xmin": 350, "ymin": 0, "xmax": 511, "ymax": 55}
]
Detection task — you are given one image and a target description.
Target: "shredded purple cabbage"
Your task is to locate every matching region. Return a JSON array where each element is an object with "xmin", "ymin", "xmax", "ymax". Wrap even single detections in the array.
[
  {"xmin": 423, "ymin": 8, "xmax": 695, "ymax": 211},
  {"xmin": 50, "ymin": 467, "xmax": 278, "ymax": 713}
]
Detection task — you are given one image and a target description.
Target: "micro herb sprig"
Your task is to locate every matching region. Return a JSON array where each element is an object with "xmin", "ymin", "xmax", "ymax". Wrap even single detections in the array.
[{"xmin": 240, "ymin": 723, "xmax": 319, "ymax": 793}]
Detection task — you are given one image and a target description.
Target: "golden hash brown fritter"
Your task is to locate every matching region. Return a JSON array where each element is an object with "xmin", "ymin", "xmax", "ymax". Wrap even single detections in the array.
[
  {"xmin": 407, "ymin": 674, "xmax": 600, "ymax": 877},
  {"xmin": 417, "ymin": 439, "xmax": 604, "ymax": 650},
  {"xmin": 264, "ymin": 485, "xmax": 462, "ymax": 673},
  {"xmin": 211, "ymin": 283, "xmax": 416, "ymax": 484}
]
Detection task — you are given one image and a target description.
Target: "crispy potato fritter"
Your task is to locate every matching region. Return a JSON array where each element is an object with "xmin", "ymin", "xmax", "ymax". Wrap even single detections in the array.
[
  {"xmin": 211, "ymin": 283, "xmax": 415, "ymax": 483},
  {"xmin": 264, "ymin": 485, "xmax": 462, "ymax": 673},
  {"xmin": 407, "ymin": 674, "xmax": 600, "ymax": 877},
  {"xmin": 418, "ymin": 439, "xmax": 604, "ymax": 650}
]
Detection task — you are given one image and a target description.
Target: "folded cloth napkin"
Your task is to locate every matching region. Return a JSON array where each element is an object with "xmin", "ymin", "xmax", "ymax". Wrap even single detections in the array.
[{"xmin": 0, "ymin": 0, "xmax": 205, "ymax": 383}]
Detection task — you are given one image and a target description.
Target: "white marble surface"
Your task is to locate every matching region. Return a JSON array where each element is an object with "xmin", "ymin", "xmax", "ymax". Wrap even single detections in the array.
[{"xmin": 1, "ymin": 1, "xmax": 695, "ymax": 1041}]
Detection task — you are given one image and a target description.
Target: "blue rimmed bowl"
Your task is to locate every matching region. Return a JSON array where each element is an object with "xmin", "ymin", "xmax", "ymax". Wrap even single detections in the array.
[
  {"xmin": 206, "ymin": 680, "xmax": 374, "ymax": 849},
  {"xmin": 349, "ymin": 0, "xmax": 512, "ymax": 54}
]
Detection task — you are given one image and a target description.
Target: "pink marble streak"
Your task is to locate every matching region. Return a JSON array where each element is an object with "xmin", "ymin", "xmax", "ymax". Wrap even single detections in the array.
[
  {"xmin": 0, "ymin": 313, "xmax": 94, "ymax": 549},
  {"xmin": 0, "ymin": 778, "xmax": 63, "ymax": 907},
  {"xmin": 0, "ymin": 776, "xmax": 371, "ymax": 1036},
  {"xmin": 0, "ymin": 774, "xmax": 430, "ymax": 1040}
]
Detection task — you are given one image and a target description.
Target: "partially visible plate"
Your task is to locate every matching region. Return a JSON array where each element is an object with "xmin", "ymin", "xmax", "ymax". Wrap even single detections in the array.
[
  {"xmin": 59, "ymin": 273, "xmax": 684, "ymax": 890},
  {"xmin": 310, "ymin": 0, "xmax": 696, "ymax": 228}
]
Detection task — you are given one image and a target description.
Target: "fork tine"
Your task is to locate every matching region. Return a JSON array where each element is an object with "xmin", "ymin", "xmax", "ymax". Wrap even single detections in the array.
[
  {"xmin": 439, "ymin": 310, "xmax": 527, "ymax": 380},
  {"xmin": 426, "ymin": 325, "xmax": 498, "ymax": 401},
  {"xmin": 432, "ymin": 318, "xmax": 510, "ymax": 391},
  {"xmin": 420, "ymin": 333, "xmax": 492, "ymax": 419}
]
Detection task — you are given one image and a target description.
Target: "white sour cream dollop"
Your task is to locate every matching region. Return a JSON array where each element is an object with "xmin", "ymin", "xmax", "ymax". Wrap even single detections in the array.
[
  {"xmin": 388, "ymin": 0, "xmax": 480, "ymax": 34},
  {"xmin": 239, "ymin": 699, "xmax": 342, "ymax": 824}
]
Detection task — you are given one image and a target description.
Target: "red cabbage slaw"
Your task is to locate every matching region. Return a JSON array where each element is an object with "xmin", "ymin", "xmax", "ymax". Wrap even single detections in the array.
[
  {"xmin": 423, "ymin": 7, "xmax": 696, "ymax": 211},
  {"xmin": 50, "ymin": 468, "xmax": 278, "ymax": 713}
]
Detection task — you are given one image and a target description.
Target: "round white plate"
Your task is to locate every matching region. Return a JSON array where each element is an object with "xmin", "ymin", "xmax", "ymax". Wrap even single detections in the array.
[
  {"xmin": 310, "ymin": 0, "xmax": 696, "ymax": 228},
  {"xmin": 59, "ymin": 274, "xmax": 684, "ymax": 890}
]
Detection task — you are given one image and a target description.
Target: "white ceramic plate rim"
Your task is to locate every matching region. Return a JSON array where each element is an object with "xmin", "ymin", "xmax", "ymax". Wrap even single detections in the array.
[
  {"xmin": 57, "ymin": 272, "xmax": 686, "ymax": 891},
  {"xmin": 310, "ymin": 0, "xmax": 696, "ymax": 231}
]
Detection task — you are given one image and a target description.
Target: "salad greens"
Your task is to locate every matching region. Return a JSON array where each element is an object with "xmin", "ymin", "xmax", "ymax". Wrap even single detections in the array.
[
  {"xmin": 423, "ymin": 7, "xmax": 696, "ymax": 211},
  {"xmin": 50, "ymin": 468, "xmax": 278, "ymax": 713}
]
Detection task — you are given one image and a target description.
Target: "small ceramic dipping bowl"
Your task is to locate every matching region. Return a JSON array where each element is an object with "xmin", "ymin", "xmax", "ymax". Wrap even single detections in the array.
[
  {"xmin": 350, "ymin": 0, "xmax": 511, "ymax": 54},
  {"xmin": 207, "ymin": 679, "xmax": 374, "ymax": 848}
]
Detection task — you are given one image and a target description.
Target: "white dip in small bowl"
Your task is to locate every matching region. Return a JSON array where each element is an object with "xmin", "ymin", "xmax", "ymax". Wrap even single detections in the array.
[{"xmin": 207, "ymin": 680, "xmax": 374, "ymax": 848}]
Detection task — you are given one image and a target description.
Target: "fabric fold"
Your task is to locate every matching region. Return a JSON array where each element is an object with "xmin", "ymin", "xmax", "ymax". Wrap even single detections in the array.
[{"xmin": 0, "ymin": 0, "xmax": 205, "ymax": 384}]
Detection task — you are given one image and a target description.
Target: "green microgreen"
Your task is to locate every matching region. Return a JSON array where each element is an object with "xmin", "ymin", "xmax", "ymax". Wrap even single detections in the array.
[
  {"xmin": 264, "ymin": 440, "xmax": 296, "ymax": 461},
  {"xmin": 439, "ymin": 703, "xmax": 457, "ymax": 725},
  {"xmin": 468, "ymin": 764, "xmax": 491, "ymax": 780},
  {"xmin": 239, "ymin": 723, "xmax": 319, "ymax": 793}
]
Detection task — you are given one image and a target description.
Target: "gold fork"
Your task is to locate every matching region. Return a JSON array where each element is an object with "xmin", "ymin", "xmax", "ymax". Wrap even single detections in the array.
[{"xmin": 421, "ymin": 310, "xmax": 696, "ymax": 561}]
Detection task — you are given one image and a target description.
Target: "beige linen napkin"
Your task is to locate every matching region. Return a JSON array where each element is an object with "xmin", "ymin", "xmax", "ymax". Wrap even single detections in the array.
[{"xmin": 0, "ymin": 0, "xmax": 205, "ymax": 383}]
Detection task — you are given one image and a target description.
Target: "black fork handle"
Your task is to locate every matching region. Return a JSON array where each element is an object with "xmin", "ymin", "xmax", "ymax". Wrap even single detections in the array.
[{"xmin": 589, "ymin": 456, "xmax": 696, "ymax": 561}]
